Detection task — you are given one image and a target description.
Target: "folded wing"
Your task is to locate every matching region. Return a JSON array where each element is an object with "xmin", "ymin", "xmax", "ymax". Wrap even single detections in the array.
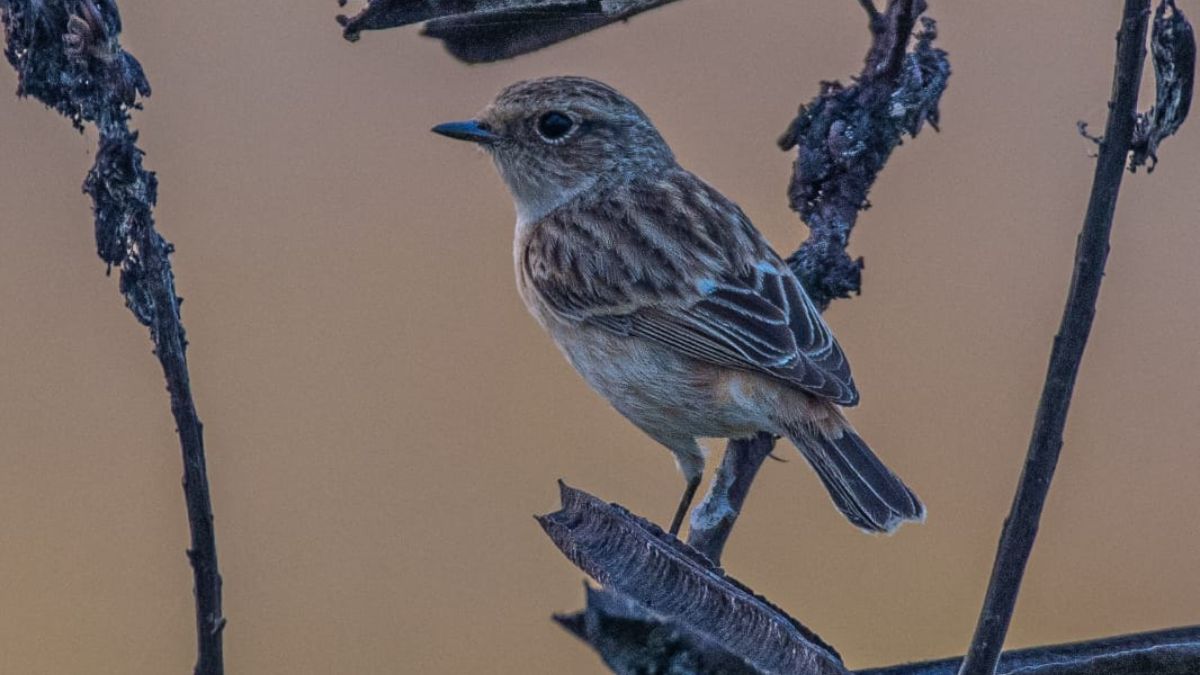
[
  {"xmin": 593, "ymin": 263, "xmax": 858, "ymax": 405},
  {"xmin": 523, "ymin": 172, "xmax": 859, "ymax": 406}
]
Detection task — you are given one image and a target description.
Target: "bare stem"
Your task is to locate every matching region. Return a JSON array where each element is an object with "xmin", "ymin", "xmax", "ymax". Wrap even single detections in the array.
[
  {"xmin": 956, "ymin": 3, "xmax": 1151, "ymax": 673},
  {"xmin": 144, "ymin": 236, "xmax": 226, "ymax": 675},
  {"xmin": 1, "ymin": 1, "xmax": 225, "ymax": 672},
  {"xmin": 687, "ymin": 433, "xmax": 776, "ymax": 561}
]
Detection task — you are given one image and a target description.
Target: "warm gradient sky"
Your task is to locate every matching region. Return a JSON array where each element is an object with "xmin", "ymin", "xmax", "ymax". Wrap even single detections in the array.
[{"xmin": 1, "ymin": 1, "xmax": 1198, "ymax": 673}]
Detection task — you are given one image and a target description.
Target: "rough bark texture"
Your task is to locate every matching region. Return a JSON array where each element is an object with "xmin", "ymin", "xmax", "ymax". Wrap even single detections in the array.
[
  {"xmin": 1, "ymin": 2, "xmax": 225, "ymax": 673},
  {"xmin": 539, "ymin": 482, "xmax": 848, "ymax": 675},
  {"xmin": 778, "ymin": 0, "xmax": 948, "ymax": 310}
]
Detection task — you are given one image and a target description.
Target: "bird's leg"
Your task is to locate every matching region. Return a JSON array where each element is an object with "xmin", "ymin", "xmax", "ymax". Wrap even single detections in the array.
[{"xmin": 668, "ymin": 474, "xmax": 702, "ymax": 536}]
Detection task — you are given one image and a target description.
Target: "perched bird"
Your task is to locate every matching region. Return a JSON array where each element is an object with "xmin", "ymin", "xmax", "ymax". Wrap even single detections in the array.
[{"xmin": 432, "ymin": 76, "xmax": 924, "ymax": 536}]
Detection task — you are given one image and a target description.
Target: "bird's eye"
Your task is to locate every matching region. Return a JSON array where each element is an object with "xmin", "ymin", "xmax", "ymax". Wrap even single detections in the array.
[{"xmin": 536, "ymin": 111, "xmax": 574, "ymax": 142}]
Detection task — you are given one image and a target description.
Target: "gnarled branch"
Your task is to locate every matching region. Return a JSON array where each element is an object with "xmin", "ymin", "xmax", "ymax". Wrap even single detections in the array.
[{"xmin": 1, "ymin": 2, "xmax": 225, "ymax": 673}]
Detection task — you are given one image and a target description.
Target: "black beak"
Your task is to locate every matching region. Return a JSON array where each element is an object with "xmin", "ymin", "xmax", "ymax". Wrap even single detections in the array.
[{"xmin": 431, "ymin": 119, "xmax": 498, "ymax": 144}]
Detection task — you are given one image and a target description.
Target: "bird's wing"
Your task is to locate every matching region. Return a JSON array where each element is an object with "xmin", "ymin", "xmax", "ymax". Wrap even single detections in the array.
[
  {"xmin": 523, "ymin": 173, "xmax": 859, "ymax": 405},
  {"xmin": 625, "ymin": 264, "xmax": 856, "ymax": 404}
]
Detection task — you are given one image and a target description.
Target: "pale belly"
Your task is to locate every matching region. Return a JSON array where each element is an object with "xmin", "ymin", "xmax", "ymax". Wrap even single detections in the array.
[
  {"xmin": 547, "ymin": 321, "xmax": 775, "ymax": 443},
  {"xmin": 514, "ymin": 244, "xmax": 783, "ymax": 444}
]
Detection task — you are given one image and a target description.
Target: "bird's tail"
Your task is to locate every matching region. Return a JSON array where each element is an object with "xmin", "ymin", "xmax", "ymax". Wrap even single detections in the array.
[{"xmin": 785, "ymin": 425, "xmax": 925, "ymax": 533}]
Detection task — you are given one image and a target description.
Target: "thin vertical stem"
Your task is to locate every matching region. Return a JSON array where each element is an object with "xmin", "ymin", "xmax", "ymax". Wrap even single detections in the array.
[{"xmin": 957, "ymin": 3, "xmax": 1151, "ymax": 673}]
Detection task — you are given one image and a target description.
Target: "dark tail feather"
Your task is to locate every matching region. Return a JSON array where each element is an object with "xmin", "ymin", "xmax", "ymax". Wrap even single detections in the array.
[{"xmin": 789, "ymin": 428, "xmax": 925, "ymax": 533}]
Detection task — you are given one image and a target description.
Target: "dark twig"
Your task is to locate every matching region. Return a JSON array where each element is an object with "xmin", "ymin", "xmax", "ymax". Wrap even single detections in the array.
[
  {"xmin": 857, "ymin": 0, "xmax": 883, "ymax": 28},
  {"xmin": 779, "ymin": 0, "xmax": 947, "ymax": 311},
  {"xmin": 686, "ymin": 432, "xmax": 775, "ymax": 561},
  {"xmin": 956, "ymin": 3, "xmax": 1156, "ymax": 674},
  {"xmin": 687, "ymin": 0, "xmax": 949, "ymax": 565},
  {"xmin": 863, "ymin": 625, "xmax": 1200, "ymax": 675},
  {"xmin": 1, "ymin": 1, "xmax": 224, "ymax": 673},
  {"xmin": 336, "ymin": 0, "xmax": 682, "ymax": 62},
  {"xmin": 539, "ymin": 482, "xmax": 848, "ymax": 675}
]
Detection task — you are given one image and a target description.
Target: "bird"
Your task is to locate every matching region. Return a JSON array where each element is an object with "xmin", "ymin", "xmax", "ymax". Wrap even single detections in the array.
[{"xmin": 431, "ymin": 76, "xmax": 924, "ymax": 537}]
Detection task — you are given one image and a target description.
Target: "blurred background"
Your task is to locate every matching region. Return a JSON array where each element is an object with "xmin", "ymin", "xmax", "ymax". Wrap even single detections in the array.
[{"xmin": 1, "ymin": 1, "xmax": 1198, "ymax": 673}]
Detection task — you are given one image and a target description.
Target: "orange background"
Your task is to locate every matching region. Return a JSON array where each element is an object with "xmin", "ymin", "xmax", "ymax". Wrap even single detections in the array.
[{"xmin": 1, "ymin": 1, "xmax": 1198, "ymax": 672}]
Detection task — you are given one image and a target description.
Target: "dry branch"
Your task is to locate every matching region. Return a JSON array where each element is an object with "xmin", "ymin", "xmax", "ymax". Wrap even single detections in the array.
[
  {"xmin": 958, "ymin": 1, "xmax": 1192, "ymax": 673},
  {"xmin": 1, "ymin": 1, "xmax": 225, "ymax": 673},
  {"xmin": 539, "ymin": 482, "xmax": 847, "ymax": 675}
]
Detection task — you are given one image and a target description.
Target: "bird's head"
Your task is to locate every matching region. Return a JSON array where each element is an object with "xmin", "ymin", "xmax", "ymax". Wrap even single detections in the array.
[{"xmin": 432, "ymin": 76, "xmax": 675, "ymax": 224}]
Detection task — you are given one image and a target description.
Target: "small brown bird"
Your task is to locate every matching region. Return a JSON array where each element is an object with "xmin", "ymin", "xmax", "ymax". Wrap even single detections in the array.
[{"xmin": 433, "ymin": 76, "xmax": 924, "ymax": 536}]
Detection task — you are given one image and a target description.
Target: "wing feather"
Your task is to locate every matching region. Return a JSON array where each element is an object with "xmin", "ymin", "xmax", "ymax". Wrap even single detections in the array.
[
  {"xmin": 523, "ymin": 171, "xmax": 859, "ymax": 405},
  {"xmin": 620, "ymin": 265, "xmax": 858, "ymax": 405}
]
